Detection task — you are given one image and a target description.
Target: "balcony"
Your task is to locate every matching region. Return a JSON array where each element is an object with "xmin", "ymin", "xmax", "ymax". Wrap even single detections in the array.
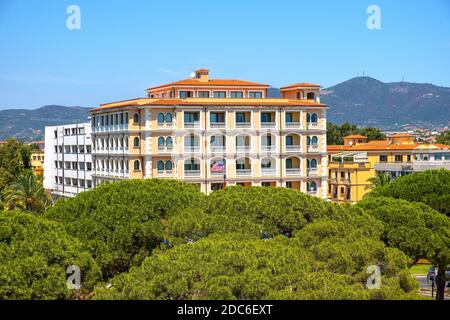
[
  {"xmin": 306, "ymin": 122, "xmax": 318, "ymax": 129},
  {"xmin": 307, "ymin": 168, "xmax": 318, "ymax": 176},
  {"xmin": 184, "ymin": 121, "xmax": 200, "ymax": 129},
  {"xmin": 236, "ymin": 146, "xmax": 250, "ymax": 153},
  {"xmin": 184, "ymin": 170, "xmax": 200, "ymax": 177},
  {"xmin": 185, "ymin": 146, "xmax": 200, "ymax": 153},
  {"xmin": 286, "ymin": 168, "xmax": 301, "ymax": 175},
  {"xmin": 261, "ymin": 168, "xmax": 277, "ymax": 176},
  {"xmin": 236, "ymin": 169, "xmax": 252, "ymax": 176},
  {"xmin": 286, "ymin": 145, "xmax": 301, "ymax": 152},
  {"xmin": 236, "ymin": 122, "xmax": 251, "ymax": 129},
  {"xmin": 211, "ymin": 146, "xmax": 226, "ymax": 153},
  {"xmin": 261, "ymin": 145, "xmax": 276, "ymax": 153},
  {"xmin": 210, "ymin": 122, "xmax": 225, "ymax": 129},
  {"xmin": 261, "ymin": 122, "xmax": 276, "ymax": 129},
  {"xmin": 285, "ymin": 122, "xmax": 300, "ymax": 129}
]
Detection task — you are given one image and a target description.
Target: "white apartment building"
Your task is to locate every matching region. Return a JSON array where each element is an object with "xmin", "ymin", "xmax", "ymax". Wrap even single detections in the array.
[{"xmin": 44, "ymin": 122, "xmax": 93, "ymax": 197}]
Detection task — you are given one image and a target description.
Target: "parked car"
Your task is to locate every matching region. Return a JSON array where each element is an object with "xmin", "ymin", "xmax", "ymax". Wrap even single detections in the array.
[{"xmin": 427, "ymin": 265, "xmax": 450, "ymax": 282}]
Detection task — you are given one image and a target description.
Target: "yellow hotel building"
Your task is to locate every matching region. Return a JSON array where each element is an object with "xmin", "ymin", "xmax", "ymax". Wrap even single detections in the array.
[
  {"xmin": 90, "ymin": 69, "xmax": 328, "ymax": 197},
  {"xmin": 327, "ymin": 133, "xmax": 450, "ymax": 203}
]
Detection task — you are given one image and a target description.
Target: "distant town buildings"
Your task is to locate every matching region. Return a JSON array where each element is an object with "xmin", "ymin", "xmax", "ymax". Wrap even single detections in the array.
[{"xmin": 327, "ymin": 133, "xmax": 450, "ymax": 203}]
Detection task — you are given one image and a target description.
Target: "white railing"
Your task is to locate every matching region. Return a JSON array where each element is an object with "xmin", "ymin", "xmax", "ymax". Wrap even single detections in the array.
[
  {"xmin": 210, "ymin": 171, "xmax": 226, "ymax": 177},
  {"xmin": 285, "ymin": 122, "xmax": 300, "ymax": 129},
  {"xmin": 184, "ymin": 122, "xmax": 200, "ymax": 129},
  {"xmin": 210, "ymin": 122, "xmax": 225, "ymax": 129},
  {"xmin": 286, "ymin": 145, "xmax": 301, "ymax": 152},
  {"xmin": 211, "ymin": 146, "xmax": 226, "ymax": 153},
  {"xmin": 261, "ymin": 122, "xmax": 276, "ymax": 128},
  {"xmin": 236, "ymin": 169, "xmax": 252, "ymax": 176},
  {"xmin": 261, "ymin": 145, "xmax": 276, "ymax": 152},
  {"xmin": 261, "ymin": 168, "xmax": 277, "ymax": 176},
  {"xmin": 307, "ymin": 168, "xmax": 318, "ymax": 175},
  {"xmin": 184, "ymin": 170, "xmax": 200, "ymax": 177},
  {"xmin": 286, "ymin": 168, "xmax": 301, "ymax": 175},
  {"xmin": 236, "ymin": 146, "xmax": 250, "ymax": 153},
  {"xmin": 236, "ymin": 122, "xmax": 251, "ymax": 129},
  {"xmin": 307, "ymin": 145, "xmax": 319, "ymax": 153},
  {"xmin": 185, "ymin": 146, "xmax": 200, "ymax": 153}
]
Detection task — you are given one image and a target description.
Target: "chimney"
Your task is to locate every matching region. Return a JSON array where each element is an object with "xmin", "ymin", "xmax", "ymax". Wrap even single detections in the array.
[{"xmin": 195, "ymin": 68, "xmax": 210, "ymax": 82}]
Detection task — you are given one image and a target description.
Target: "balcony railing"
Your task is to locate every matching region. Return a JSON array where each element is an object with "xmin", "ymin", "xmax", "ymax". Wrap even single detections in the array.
[
  {"xmin": 261, "ymin": 122, "xmax": 276, "ymax": 128},
  {"xmin": 261, "ymin": 168, "xmax": 277, "ymax": 176},
  {"xmin": 261, "ymin": 145, "xmax": 276, "ymax": 152},
  {"xmin": 236, "ymin": 146, "xmax": 250, "ymax": 153},
  {"xmin": 285, "ymin": 122, "xmax": 300, "ymax": 129},
  {"xmin": 210, "ymin": 122, "xmax": 225, "ymax": 129},
  {"xmin": 185, "ymin": 146, "xmax": 200, "ymax": 153},
  {"xmin": 306, "ymin": 122, "xmax": 318, "ymax": 129},
  {"xmin": 210, "ymin": 170, "xmax": 226, "ymax": 177},
  {"xmin": 184, "ymin": 170, "xmax": 200, "ymax": 177},
  {"xmin": 307, "ymin": 168, "xmax": 318, "ymax": 175},
  {"xmin": 184, "ymin": 121, "xmax": 200, "ymax": 129},
  {"xmin": 286, "ymin": 145, "xmax": 301, "ymax": 152},
  {"xmin": 236, "ymin": 169, "xmax": 252, "ymax": 176},
  {"xmin": 211, "ymin": 146, "xmax": 226, "ymax": 153},
  {"xmin": 286, "ymin": 168, "xmax": 301, "ymax": 175},
  {"xmin": 236, "ymin": 122, "xmax": 251, "ymax": 129}
]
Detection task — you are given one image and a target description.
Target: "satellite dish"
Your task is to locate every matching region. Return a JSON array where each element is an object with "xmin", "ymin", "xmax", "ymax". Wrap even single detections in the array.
[{"xmin": 190, "ymin": 72, "xmax": 196, "ymax": 79}]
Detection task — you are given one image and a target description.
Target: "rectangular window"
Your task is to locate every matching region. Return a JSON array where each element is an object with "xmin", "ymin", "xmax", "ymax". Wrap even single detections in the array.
[
  {"xmin": 407, "ymin": 155, "xmax": 411, "ymax": 162},
  {"xmin": 86, "ymin": 162, "xmax": 92, "ymax": 171},
  {"xmin": 198, "ymin": 91, "xmax": 210, "ymax": 98},
  {"xmin": 179, "ymin": 91, "xmax": 193, "ymax": 98},
  {"xmin": 230, "ymin": 91, "xmax": 243, "ymax": 98},
  {"xmin": 379, "ymin": 155, "xmax": 388, "ymax": 162},
  {"xmin": 434, "ymin": 153, "xmax": 442, "ymax": 160},
  {"xmin": 54, "ymin": 130, "xmax": 58, "ymax": 138},
  {"xmin": 86, "ymin": 146, "xmax": 92, "ymax": 154},
  {"xmin": 249, "ymin": 91, "xmax": 262, "ymax": 98},
  {"xmin": 423, "ymin": 154, "xmax": 429, "ymax": 161},
  {"xmin": 395, "ymin": 155, "xmax": 403, "ymax": 162},
  {"xmin": 444, "ymin": 153, "xmax": 450, "ymax": 161},
  {"xmin": 79, "ymin": 162, "xmax": 85, "ymax": 170},
  {"xmin": 236, "ymin": 112, "xmax": 246, "ymax": 123},
  {"xmin": 285, "ymin": 112, "xmax": 293, "ymax": 123},
  {"xmin": 261, "ymin": 112, "xmax": 272, "ymax": 123},
  {"xmin": 286, "ymin": 181, "xmax": 292, "ymax": 188},
  {"xmin": 210, "ymin": 112, "xmax": 225, "ymax": 123},
  {"xmin": 213, "ymin": 91, "xmax": 226, "ymax": 98},
  {"xmin": 184, "ymin": 112, "xmax": 199, "ymax": 123},
  {"xmin": 286, "ymin": 135, "xmax": 293, "ymax": 146},
  {"xmin": 87, "ymin": 180, "xmax": 92, "ymax": 188}
]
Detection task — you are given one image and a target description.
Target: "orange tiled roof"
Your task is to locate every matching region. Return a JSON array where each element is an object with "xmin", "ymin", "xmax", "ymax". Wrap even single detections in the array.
[
  {"xmin": 280, "ymin": 82, "xmax": 321, "ymax": 90},
  {"xmin": 344, "ymin": 135, "xmax": 367, "ymax": 139},
  {"xmin": 195, "ymin": 68, "xmax": 210, "ymax": 73},
  {"xmin": 389, "ymin": 133, "xmax": 413, "ymax": 138},
  {"xmin": 327, "ymin": 141, "xmax": 450, "ymax": 152},
  {"xmin": 147, "ymin": 78, "xmax": 270, "ymax": 91},
  {"xmin": 91, "ymin": 97, "xmax": 326, "ymax": 111}
]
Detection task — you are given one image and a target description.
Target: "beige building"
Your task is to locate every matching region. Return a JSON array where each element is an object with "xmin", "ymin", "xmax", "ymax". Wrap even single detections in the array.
[{"xmin": 90, "ymin": 69, "xmax": 328, "ymax": 197}]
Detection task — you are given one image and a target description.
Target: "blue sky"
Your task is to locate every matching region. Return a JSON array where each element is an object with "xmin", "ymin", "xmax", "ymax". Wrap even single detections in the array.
[{"xmin": 0, "ymin": 0, "xmax": 449, "ymax": 109}]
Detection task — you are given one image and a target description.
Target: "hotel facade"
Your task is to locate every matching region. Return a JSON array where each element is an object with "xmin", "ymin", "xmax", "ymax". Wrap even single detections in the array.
[{"xmin": 89, "ymin": 69, "xmax": 328, "ymax": 198}]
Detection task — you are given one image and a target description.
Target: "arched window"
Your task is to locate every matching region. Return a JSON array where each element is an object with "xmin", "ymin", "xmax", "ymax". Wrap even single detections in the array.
[
  {"xmin": 311, "ymin": 136, "xmax": 318, "ymax": 145},
  {"xmin": 308, "ymin": 181, "xmax": 317, "ymax": 192},
  {"xmin": 158, "ymin": 137, "xmax": 165, "ymax": 146},
  {"xmin": 306, "ymin": 113, "xmax": 311, "ymax": 123},
  {"xmin": 307, "ymin": 92, "xmax": 315, "ymax": 100},
  {"xmin": 307, "ymin": 136, "xmax": 311, "ymax": 145},
  {"xmin": 261, "ymin": 158, "xmax": 272, "ymax": 169},
  {"xmin": 166, "ymin": 136, "xmax": 173, "ymax": 146},
  {"xmin": 133, "ymin": 160, "xmax": 140, "ymax": 171},
  {"xmin": 165, "ymin": 113, "xmax": 173, "ymax": 123},
  {"xmin": 311, "ymin": 113, "xmax": 318, "ymax": 123},
  {"xmin": 133, "ymin": 113, "xmax": 140, "ymax": 124},
  {"xmin": 310, "ymin": 159, "xmax": 318, "ymax": 168},
  {"xmin": 165, "ymin": 161, "xmax": 173, "ymax": 171},
  {"xmin": 133, "ymin": 137, "xmax": 140, "ymax": 147},
  {"xmin": 157, "ymin": 113, "xmax": 165, "ymax": 123},
  {"xmin": 157, "ymin": 160, "xmax": 165, "ymax": 171}
]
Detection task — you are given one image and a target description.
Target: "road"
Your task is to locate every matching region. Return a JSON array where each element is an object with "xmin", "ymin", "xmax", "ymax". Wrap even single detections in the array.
[{"xmin": 414, "ymin": 275, "xmax": 450, "ymax": 300}]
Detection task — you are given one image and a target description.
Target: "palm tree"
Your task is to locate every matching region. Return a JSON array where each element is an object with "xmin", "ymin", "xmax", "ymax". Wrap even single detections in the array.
[
  {"xmin": 2, "ymin": 170, "xmax": 50, "ymax": 214},
  {"xmin": 366, "ymin": 172, "xmax": 392, "ymax": 190}
]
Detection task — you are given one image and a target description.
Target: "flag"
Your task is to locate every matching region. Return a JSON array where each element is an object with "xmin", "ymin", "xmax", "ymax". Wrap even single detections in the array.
[{"xmin": 211, "ymin": 162, "xmax": 225, "ymax": 172}]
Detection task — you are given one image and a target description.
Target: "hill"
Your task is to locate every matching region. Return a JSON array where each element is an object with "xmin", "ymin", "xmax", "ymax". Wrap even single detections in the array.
[
  {"xmin": 0, "ymin": 105, "xmax": 91, "ymax": 141},
  {"xmin": 320, "ymin": 77, "xmax": 450, "ymax": 130}
]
